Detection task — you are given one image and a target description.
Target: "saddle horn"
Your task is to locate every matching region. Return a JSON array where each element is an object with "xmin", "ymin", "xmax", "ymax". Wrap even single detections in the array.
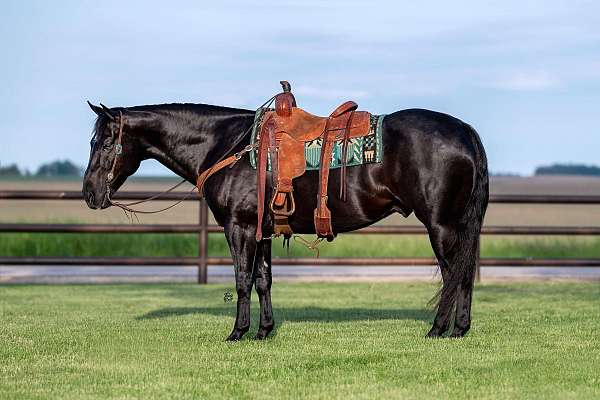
[
  {"xmin": 276, "ymin": 81, "xmax": 296, "ymax": 116},
  {"xmin": 280, "ymin": 81, "xmax": 292, "ymax": 93}
]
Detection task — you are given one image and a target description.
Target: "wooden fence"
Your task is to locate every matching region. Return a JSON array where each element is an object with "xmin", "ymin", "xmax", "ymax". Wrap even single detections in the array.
[{"xmin": 1, "ymin": 191, "xmax": 600, "ymax": 283}]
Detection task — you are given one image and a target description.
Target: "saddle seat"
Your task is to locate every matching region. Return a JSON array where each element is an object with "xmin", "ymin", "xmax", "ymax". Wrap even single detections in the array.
[
  {"xmin": 268, "ymin": 104, "xmax": 371, "ymax": 142},
  {"xmin": 255, "ymin": 81, "xmax": 372, "ymax": 242}
]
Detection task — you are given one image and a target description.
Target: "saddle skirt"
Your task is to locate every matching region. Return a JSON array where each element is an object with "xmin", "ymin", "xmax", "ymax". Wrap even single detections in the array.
[{"xmin": 254, "ymin": 81, "xmax": 384, "ymax": 242}]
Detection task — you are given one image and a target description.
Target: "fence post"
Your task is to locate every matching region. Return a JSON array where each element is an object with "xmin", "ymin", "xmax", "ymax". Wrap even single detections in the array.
[
  {"xmin": 475, "ymin": 237, "xmax": 481, "ymax": 283},
  {"xmin": 197, "ymin": 200, "xmax": 208, "ymax": 284}
]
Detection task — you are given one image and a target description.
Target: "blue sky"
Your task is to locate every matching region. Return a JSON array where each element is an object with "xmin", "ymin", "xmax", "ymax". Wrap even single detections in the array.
[{"xmin": 1, "ymin": 0, "xmax": 599, "ymax": 175}]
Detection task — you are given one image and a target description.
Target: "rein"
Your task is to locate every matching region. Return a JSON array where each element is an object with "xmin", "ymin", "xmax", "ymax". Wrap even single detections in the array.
[{"xmin": 105, "ymin": 96, "xmax": 276, "ymax": 215}]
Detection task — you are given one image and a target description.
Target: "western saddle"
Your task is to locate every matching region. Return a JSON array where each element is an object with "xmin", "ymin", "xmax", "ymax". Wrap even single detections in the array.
[{"xmin": 255, "ymin": 81, "xmax": 372, "ymax": 242}]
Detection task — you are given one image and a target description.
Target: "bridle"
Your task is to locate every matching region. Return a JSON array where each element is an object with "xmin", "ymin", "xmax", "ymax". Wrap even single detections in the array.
[
  {"xmin": 103, "ymin": 111, "xmax": 193, "ymax": 215},
  {"xmin": 102, "ymin": 96, "xmax": 276, "ymax": 215},
  {"xmin": 105, "ymin": 111, "xmax": 125, "ymax": 192}
]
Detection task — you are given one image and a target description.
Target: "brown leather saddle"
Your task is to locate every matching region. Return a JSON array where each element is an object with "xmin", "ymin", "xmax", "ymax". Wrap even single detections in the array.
[{"xmin": 255, "ymin": 81, "xmax": 372, "ymax": 242}]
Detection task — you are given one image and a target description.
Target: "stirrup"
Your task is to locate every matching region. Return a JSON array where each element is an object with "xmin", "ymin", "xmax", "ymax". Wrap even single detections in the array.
[{"xmin": 270, "ymin": 190, "xmax": 296, "ymax": 216}]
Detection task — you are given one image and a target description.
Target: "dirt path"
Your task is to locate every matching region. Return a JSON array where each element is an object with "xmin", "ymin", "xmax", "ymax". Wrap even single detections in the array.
[{"xmin": 1, "ymin": 265, "xmax": 599, "ymax": 283}]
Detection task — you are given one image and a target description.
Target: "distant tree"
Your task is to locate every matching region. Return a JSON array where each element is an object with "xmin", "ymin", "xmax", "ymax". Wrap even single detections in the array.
[
  {"xmin": 35, "ymin": 160, "xmax": 83, "ymax": 177},
  {"xmin": 535, "ymin": 163, "xmax": 600, "ymax": 177},
  {"xmin": 0, "ymin": 163, "xmax": 22, "ymax": 177},
  {"xmin": 491, "ymin": 171, "xmax": 521, "ymax": 177}
]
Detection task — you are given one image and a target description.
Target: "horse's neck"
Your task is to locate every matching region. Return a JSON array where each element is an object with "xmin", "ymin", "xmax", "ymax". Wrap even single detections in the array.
[{"xmin": 142, "ymin": 111, "xmax": 253, "ymax": 183}]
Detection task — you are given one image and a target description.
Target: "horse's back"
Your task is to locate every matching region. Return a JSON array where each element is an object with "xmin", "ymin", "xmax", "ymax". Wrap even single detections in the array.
[
  {"xmin": 380, "ymin": 108, "xmax": 486, "ymax": 224},
  {"xmin": 383, "ymin": 108, "xmax": 481, "ymax": 153}
]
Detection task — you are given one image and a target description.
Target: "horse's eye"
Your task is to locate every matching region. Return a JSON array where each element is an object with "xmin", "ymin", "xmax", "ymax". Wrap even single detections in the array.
[{"xmin": 103, "ymin": 137, "xmax": 114, "ymax": 149}]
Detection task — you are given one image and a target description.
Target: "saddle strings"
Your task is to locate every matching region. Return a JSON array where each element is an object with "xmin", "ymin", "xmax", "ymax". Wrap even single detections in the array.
[{"xmin": 292, "ymin": 235, "xmax": 325, "ymax": 257}]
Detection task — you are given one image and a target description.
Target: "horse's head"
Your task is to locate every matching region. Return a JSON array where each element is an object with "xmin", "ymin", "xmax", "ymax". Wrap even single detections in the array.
[{"xmin": 83, "ymin": 102, "xmax": 144, "ymax": 209}]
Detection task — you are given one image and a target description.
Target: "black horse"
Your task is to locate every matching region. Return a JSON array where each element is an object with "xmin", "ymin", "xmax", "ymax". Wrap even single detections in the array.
[{"xmin": 84, "ymin": 99, "xmax": 488, "ymax": 340}]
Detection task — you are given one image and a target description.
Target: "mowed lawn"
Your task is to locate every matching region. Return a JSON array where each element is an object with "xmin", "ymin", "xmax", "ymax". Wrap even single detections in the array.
[{"xmin": 1, "ymin": 283, "xmax": 599, "ymax": 399}]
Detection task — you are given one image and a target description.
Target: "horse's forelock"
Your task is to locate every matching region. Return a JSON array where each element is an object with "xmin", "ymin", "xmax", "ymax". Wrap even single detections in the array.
[{"xmin": 91, "ymin": 115, "xmax": 109, "ymax": 141}]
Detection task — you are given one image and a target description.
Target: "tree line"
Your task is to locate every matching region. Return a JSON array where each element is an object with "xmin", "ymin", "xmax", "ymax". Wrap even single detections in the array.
[
  {"xmin": 0, "ymin": 160, "xmax": 83, "ymax": 177},
  {"xmin": 534, "ymin": 163, "xmax": 600, "ymax": 176}
]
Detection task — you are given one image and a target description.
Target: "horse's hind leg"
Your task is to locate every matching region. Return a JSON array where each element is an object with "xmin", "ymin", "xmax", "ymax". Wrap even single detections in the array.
[
  {"xmin": 426, "ymin": 221, "xmax": 481, "ymax": 338},
  {"xmin": 254, "ymin": 238, "xmax": 274, "ymax": 340},
  {"xmin": 224, "ymin": 223, "xmax": 257, "ymax": 341},
  {"xmin": 450, "ymin": 227, "xmax": 480, "ymax": 337},
  {"xmin": 426, "ymin": 223, "xmax": 459, "ymax": 337}
]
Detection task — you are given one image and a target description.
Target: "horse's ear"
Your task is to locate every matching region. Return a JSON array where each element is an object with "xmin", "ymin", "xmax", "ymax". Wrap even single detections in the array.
[
  {"xmin": 100, "ymin": 103, "xmax": 116, "ymax": 122},
  {"xmin": 87, "ymin": 101, "xmax": 104, "ymax": 116}
]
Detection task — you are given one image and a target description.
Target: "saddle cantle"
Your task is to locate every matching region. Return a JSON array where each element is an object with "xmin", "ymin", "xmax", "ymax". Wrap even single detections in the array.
[{"xmin": 255, "ymin": 81, "xmax": 372, "ymax": 242}]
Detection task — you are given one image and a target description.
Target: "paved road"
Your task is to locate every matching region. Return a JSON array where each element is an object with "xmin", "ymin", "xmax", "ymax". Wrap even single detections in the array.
[{"xmin": 1, "ymin": 265, "xmax": 599, "ymax": 283}]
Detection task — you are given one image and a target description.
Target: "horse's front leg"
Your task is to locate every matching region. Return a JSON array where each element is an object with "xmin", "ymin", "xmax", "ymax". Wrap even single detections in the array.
[
  {"xmin": 254, "ymin": 238, "xmax": 274, "ymax": 340},
  {"xmin": 224, "ymin": 222, "xmax": 257, "ymax": 341}
]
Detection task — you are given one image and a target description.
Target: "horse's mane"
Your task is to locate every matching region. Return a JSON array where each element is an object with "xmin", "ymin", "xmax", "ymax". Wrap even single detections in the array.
[
  {"xmin": 91, "ymin": 103, "xmax": 254, "ymax": 139},
  {"xmin": 127, "ymin": 102, "xmax": 253, "ymax": 115}
]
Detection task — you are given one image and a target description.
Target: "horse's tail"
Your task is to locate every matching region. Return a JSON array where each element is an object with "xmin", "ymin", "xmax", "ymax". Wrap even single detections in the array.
[
  {"xmin": 455, "ymin": 122, "xmax": 489, "ymax": 284},
  {"xmin": 430, "ymin": 122, "xmax": 489, "ymax": 310}
]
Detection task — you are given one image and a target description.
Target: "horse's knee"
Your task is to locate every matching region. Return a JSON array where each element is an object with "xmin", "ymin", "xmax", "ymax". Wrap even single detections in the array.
[
  {"xmin": 235, "ymin": 271, "xmax": 253, "ymax": 297},
  {"xmin": 255, "ymin": 276, "xmax": 271, "ymax": 296}
]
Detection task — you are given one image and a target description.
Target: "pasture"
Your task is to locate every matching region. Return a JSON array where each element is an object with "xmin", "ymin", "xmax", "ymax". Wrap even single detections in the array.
[
  {"xmin": 2, "ymin": 232, "xmax": 600, "ymax": 260},
  {"xmin": 2, "ymin": 176, "xmax": 600, "ymax": 260},
  {"xmin": 3, "ymin": 175, "xmax": 600, "ymax": 226},
  {"xmin": 1, "ymin": 176, "xmax": 599, "ymax": 399},
  {"xmin": 1, "ymin": 282, "xmax": 599, "ymax": 399}
]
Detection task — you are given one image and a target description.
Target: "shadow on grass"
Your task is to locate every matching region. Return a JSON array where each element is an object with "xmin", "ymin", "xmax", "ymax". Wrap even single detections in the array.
[{"xmin": 137, "ymin": 306, "xmax": 432, "ymax": 323}]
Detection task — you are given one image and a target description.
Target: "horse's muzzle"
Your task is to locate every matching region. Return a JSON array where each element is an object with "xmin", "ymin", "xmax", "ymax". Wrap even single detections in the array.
[{"xmin": 83, "ymin": 183, "xmax": 109, "ymax": 210}]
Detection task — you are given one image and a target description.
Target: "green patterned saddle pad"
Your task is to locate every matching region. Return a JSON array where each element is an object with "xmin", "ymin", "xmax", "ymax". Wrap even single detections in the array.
[{"xmin": 249, "ymin": 108, "xmax": 384, "ymax": 170}]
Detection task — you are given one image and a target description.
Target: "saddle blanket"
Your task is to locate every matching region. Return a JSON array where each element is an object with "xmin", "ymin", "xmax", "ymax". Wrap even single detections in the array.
[{"xmin": 249, "ymin": 108, "xmax": 385, "ymax": 170}]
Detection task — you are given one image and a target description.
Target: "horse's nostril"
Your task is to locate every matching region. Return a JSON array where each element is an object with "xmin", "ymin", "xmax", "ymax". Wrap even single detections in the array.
[{"xmin": 87, "ymin": 191, "xmax": 95, "ymax": 205}]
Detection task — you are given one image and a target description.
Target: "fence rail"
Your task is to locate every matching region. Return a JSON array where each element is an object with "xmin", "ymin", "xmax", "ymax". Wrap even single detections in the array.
[{"xmin": 1, "ymin": 190, "xmax": 599, "ymax": 283}]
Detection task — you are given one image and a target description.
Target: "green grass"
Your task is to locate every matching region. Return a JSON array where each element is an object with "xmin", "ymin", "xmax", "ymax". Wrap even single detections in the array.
[
  {"xmin": 1, "ymin": 282, "xmax": 598, "ymax": 399},
  {"xmin": 2, "ymin": 232, "xmax": 600, "ymax": 258}
]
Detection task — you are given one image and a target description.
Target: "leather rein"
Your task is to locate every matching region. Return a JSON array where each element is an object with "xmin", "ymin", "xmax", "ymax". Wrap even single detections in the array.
[{"xmin": 104, "ymin": 97, "xmax": 275, "ymax": 215}]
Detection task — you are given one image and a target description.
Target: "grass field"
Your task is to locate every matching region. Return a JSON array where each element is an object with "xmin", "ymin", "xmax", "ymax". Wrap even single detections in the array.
[
  {"xmin": 2, "ymin": 232, "xmax": 600, "ymax": 259},
  {"xmin": 1, "ymin": 282, "xmax": 598, "ymax": 399}
]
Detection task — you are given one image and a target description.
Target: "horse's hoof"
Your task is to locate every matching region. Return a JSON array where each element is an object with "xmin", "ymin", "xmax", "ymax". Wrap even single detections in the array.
[
  {"xmin": 449, "ymin": 326, "xmax": 470, "ymax": 338},
  {"xmin": 425, "ymin": 326, "xmax": 445, "ymax": 338},
  {"xmin": 225, "ymin": 329, "xmax": 247, "ymax": 342},
  {"xmin": 254, "ymin": 328, "xmax": 273, "ymax": 340}
]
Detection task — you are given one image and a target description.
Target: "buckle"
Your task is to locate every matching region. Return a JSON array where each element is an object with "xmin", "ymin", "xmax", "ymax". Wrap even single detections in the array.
[{"xmin": 234, "ymin": 143, "xmax": 257, "ymax": 160}]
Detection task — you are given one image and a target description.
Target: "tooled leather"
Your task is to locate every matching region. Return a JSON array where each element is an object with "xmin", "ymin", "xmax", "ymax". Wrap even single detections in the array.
[
  {"xmin": 265, "ymin": 108, "xmax": 370, "ymax": 142},
  {"xmin": 277, "ymin": 133, "xmax": 306, "ymax": 179},
  {"xmin": 275, "ymin": 92, "xmax": 295, "ymax": 117},
  {"xmin": 314, "ymin": 117, "xmax": 337, "ymax": 239},
  {"xmin": 256, "ymin": 99, "xmax": 371, "ymax": 241},
  {"xmin": 255, "ymin": 117, "xmax": 273, "ymax": 241},
  {"xmin": 330, "ymin": 101, "xmax": 358, "ymax": 117}
]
